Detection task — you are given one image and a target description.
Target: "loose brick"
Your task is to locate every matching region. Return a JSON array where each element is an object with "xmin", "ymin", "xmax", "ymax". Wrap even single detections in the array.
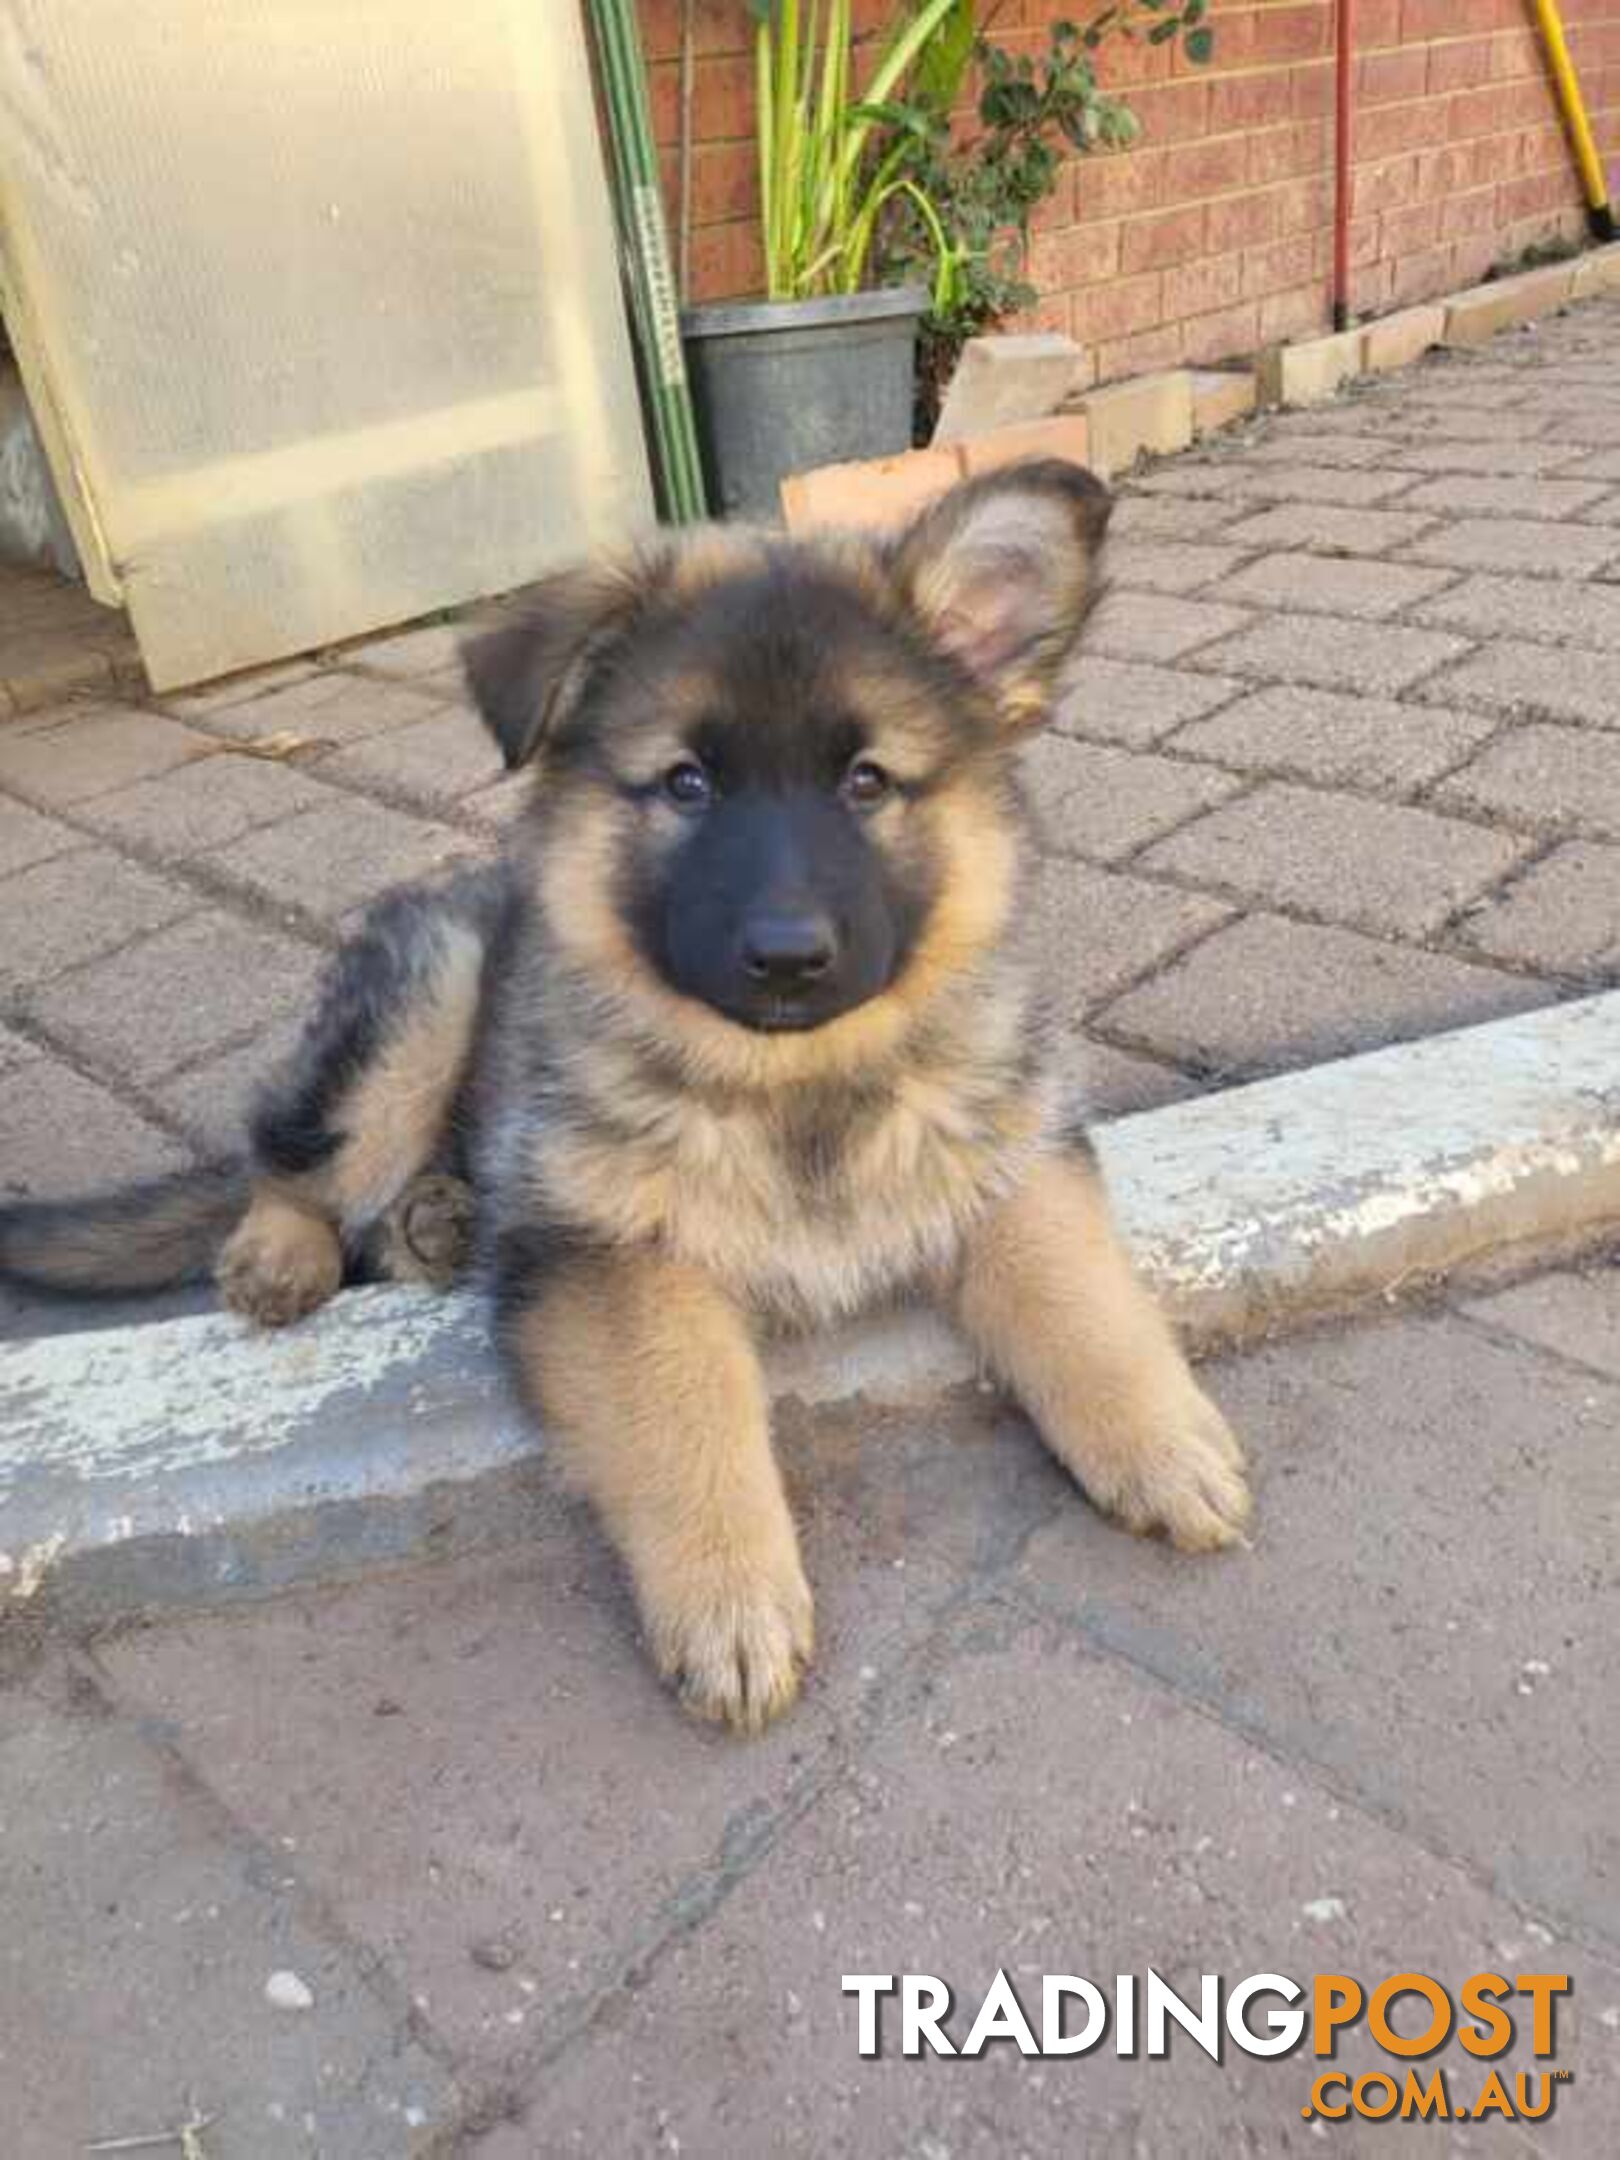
[
  {"xmin": 1195, "ymin": 612, "xmax": 1471, "ymax": 694},
  {"xmin": 1078, "ymin": 371, "xmax": 1194, "ymax": 478},
  {"xmin": 201, "ymin": 800, "xmax": 469, "ymax": 924},
  {"xmin": 0, "ymin": 706, "xmax": 211, "ymax": 810},
  {"xmin": 1023, "ymin": 856, "xmax": 1233, "ymax": 1020},
  {"xmin": 1206, "ymin": 551, "xmax": 1457, "ymax": 620},
  {"xmin": 1453, "ymin": 841, "xmax": 1620, "ymax": 976},
  {"xmin": 1170, "ymin": 684, "xmax": 1496, "ymax": 794},
  {"xmin": 1365, "ymin": 304, "xmax": 1451, "ymax": 375},
  {"xmin": 1097, "ymin": 912, "xmax": 1539, "ymax": 1078},
  {"xmin": 1434, "ymin": 723, "xmax": 1620, "ymax": 839},
  {"xmin": 1082, "ymin": 590, "xmax": 1253, "ymax": 664},
  {"xmin": 1415, "ymin": 639, "xmax": 1620, "ymax": 726},
  {"xmin": 0, "ymin": 800, "xmax": 87, "ymax": 881},
  {"xmin": 932, "ymin": 333, "xmax": 1085, "ymax": 446},
  {"xmin": 1219, "ymin": 502, "xmax": 1439, "ymax": 554},
  {"xmin": 953, "ymin": 414, "xmax": 1092, "ymax": 477},
  {"xmin": 1021, "ymin": 736, "xmax": 1242, "ymax": 863},
  {"xmin": 1413, "ymin": 572, "xmax": 1620, "ymax": 652},
  {"xmin": 1190, "ymin": 370, "xmax": 1258, "ymax": 435},
  {"xmin": 0, "ymin": 1061, "xmax": 187, "ymax": 1205},
  {"xmin": 1397, "ymin": 515, "xmax": 1620, "ymax": 580},
  {"xmin": 25, "ymin": 913, "xmax": 321, "ymax": 1088},
  {"xmin": 74, "ymin": 751, "xmax": 338, "ymax": 858},
  {"xmin": 1444, "ymin": 264, "xmax": 1577, "ymax": 347},
  {"xmin": 779, "ymin": 448, "xmax": 960, "ymax": 533},
  {"xmin": 1397, "ymin": 473, "xmax": 1615, "ymax": 520},
  {"xmin": 1055, "ymin": 656, "xmax": 1244, "ymax": 749},
  {"xmin": 1257, "ymin": 327, "xmax": 1366, "ymax": 409},
  {"xmin": 1138, "ymin": 781, "xmax": 1528, "ymax": 937},
  {"xmin": 0, "ymin": 849, "xmax": 191, "ymax": 993}
]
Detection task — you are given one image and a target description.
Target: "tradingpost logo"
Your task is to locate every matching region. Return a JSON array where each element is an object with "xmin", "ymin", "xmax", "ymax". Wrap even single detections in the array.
[{"xmin": 842, "ymin": 1969, "xmax": 1573, "ymax": 2125}]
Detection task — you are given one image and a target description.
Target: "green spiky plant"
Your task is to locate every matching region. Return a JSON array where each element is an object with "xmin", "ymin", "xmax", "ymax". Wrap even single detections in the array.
[{"xmin": 751, "ymin": 0, "xmax": 963, "ymax": 300}]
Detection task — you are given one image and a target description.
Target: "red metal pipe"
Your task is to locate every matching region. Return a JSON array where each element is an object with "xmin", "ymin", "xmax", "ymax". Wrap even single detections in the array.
[{"xmin": 1332, "ymin": 0, "xmax": 1354, "ymax": 332}]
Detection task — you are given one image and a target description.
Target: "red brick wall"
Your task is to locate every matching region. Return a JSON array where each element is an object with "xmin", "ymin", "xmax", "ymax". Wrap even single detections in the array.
[{"xmin": 642, "ymin": 0, "xmax": 1620, "ymax": 385}]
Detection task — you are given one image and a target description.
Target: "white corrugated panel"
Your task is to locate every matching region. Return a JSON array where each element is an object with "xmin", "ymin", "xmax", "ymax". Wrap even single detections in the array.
[{"xmin": 0, "ymin": 0, "xmax": 652, "ymax": 685}]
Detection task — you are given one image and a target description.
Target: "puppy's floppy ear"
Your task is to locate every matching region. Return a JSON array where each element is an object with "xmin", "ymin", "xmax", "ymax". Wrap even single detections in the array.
[
  {"xmin": 461, "ymin": 560, "xmax": 650, "ymax": 770},
  {"xmin": 889, "ymin": 459, "xmax": 1112, "ymax": 728}
]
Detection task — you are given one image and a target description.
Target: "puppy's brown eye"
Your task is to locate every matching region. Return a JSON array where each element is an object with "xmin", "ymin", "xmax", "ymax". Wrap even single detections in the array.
[
  {"xmin": 843, "ymin": 759, "xmax": 892, "ymax": 808},
  {"xmin": 663, "ymin": 759, "xmax": 713, "ymax": 810}
]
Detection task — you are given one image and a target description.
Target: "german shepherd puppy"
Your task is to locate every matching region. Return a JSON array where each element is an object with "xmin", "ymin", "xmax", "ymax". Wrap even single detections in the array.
[{"xmin": 0, "ymin": 462, "xmax": 1249, "ymax": 1728}]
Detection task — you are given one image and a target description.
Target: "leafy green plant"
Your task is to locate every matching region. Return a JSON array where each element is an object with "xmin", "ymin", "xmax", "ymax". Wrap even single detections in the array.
[
  {"xmin": 751, "ymin": 0, "xmax": 962, "ymax": 300},
  {"xmin": 871, "ymin": 2, "xmax": 1215, "ymax": 419}
]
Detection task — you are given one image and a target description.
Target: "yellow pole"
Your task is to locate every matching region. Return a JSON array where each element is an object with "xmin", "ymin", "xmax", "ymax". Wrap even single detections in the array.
[{"xmin": 1532, "ymin": 0, "xmax": 1615, "ymax": 239}]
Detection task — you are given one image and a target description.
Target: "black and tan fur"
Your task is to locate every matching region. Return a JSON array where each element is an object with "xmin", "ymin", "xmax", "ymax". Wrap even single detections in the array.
[{"xmin": 0, "ymin": 462, "xmax": 1249, "ymax": 1729}]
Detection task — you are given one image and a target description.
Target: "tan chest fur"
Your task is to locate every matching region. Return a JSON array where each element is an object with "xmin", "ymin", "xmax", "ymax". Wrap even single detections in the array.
[{"xmin": 534, "ymin": 1053, "xmax": 1053, "ymax": 1328}]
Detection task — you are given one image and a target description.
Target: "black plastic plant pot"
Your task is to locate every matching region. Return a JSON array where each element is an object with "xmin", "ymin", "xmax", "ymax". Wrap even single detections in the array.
[{"xmin": 680, "ymin": 285, "xmax": 929, "ymax": 521}]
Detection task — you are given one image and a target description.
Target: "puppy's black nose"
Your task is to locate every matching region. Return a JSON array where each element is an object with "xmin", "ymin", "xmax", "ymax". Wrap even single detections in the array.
[{"xmin": 740, "ymin": 908, "xmax": 836, "ymax": 989}]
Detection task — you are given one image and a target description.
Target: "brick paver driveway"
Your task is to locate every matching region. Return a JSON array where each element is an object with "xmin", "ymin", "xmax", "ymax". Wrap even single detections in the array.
[{"xmin": 5, "ymin": 293, "xmax": 1620, "ymax": 1263}]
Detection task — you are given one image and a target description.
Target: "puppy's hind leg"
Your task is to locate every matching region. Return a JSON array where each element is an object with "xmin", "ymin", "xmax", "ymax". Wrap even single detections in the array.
[{"xmin": 220, "ymin": 885, "xmax": 490, "ymax": 1327}]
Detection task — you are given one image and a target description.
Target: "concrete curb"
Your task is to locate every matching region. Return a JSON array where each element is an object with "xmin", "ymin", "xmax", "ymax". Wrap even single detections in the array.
[{"xmin": 5, "ymin": 992, "xmax": 1619, "ymax": 1623}]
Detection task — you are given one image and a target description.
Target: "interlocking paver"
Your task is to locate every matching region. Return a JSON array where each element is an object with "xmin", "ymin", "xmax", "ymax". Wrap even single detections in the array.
[
  {"xmin": 185, "ymin": 669, "xmax": 451, "ymax": 747},
  {"xmin": 1054, "ymin": 655, "xmax": 1243, "ymax": 748},
  {"xmin": 201, "ymin": 797, "xmax": 470, "ymax": 925},
  {"xmin": 23, "ymin": 913, "xmax": 322, "ymax": 1088},
  {"xmin": 1453, "ymin": 841, "xmax": 1620, "ymax": 976},
  {"xmin": 317, "ymin": 703, "xmax": 503, "ymax": 812},
  {"xmin": 0, "ymin": 704, "xmax": 210, "ymax": 807},
  {"xmin": 1193, "ymin": 612, "xmax": 1471, "ymax": 694},
  {"xmin": 1414, "ymin": 569, "xmax": 1620, "ymax": 651},
  {"xmin": 1396, "ymin": 472, "xmax": 1613, "ymax": 519},
  {"xmin": 1100, "ymin": 539, "xmax": 1253, "ymax": 594},
  {"xmin": 1397, "ymin": 515, "xmax": 1620, "ymax": 579},
  {"xmin": 1078, "ymin": 589, "xmax": 1252, "ymax": 663},
  {"xmin": 1217, "ymin": 501, "xmax": 1439, "ymax": 555},
  {"xmin": 1205, "ymin": 550, "xmax": 1456, "ymax": 620},
  {"xmin": 1169, "ymin": 683, "xmax": 1497, "ymax": 794},
  {"xmin": 1104, "ymin": 492, "xmax": 1242, "ymax": 539},
  {"xmin": 1097, "ymin": 912, "xmax": 1538, "ymax": 1076},
  {"xmin": 1023, "ymin": 736, "xmax": 1243, "ymax": 863},
  {"xmin": 1415, "ymin": 638, "xmax": 1620, "ymax": 726},
  {"xmin": 0, "ymin": 798, "xmax": 87, "ymax": 881},
  {"xmin": 1138, "ymin": 781, "xmax": 1528, "ymax": 937},
  {"xmin": 1027, "ymin": 856, "xmax": 1232, "ymax": 1018},
  {"xmin": 72, "ymin": 747, "xmax": 339, "ymax": 857},
  {"xmin": 1137, "ymin": 459, "xmax": 1423, "ymax": 506},
  {"xmin": 0, "ymin": 1058, "xmax": 187, "ymax": 1203},
  {"xmin": 153, "ymin": 1020, "xmax": 305, "ymax": 1156},
  {"xmin": 0, "ymin": 848, "xmax": 192, "ymax": 992},
  {"xmin": 1434, "ymin": 722, "xmax": 1620, "ymax": 837},
  {"xmin": 1391, "ymin": 436, "xmax": 1586, "ymax": 477}
]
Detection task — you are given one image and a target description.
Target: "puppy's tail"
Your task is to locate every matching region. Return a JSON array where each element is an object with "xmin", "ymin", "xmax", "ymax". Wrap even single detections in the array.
[{"xmin": 0, "ymin": 1163, "xmax": 249, "ymax": 1299}]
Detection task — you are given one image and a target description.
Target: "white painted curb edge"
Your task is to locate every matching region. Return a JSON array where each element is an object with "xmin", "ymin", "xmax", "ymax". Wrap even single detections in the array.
[{"xmin": 4, "ymin": 991, "xmax": 1619, "ymax": 1620}]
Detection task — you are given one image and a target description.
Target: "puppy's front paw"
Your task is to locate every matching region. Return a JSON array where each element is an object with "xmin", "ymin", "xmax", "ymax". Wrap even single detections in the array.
[
  {"xmin": 217, "ymin": 1199, "xmax": 342, "ymax": 1327},
  {"xmin": 642, "ymin": 1542, "xmax": 815, "ymax": 1735},
  {"xmin": 1081, "ymin": 1381, "xmax": 1251, "ymax": 1553},
  {"xmin": 379, "ymin": 1172, "xmax": 477, "ymax": 1289}
]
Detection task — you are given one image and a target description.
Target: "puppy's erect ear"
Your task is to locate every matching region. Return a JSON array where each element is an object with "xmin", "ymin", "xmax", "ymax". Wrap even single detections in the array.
[
  {"xmin": 889, "ymin": 459, "xmax": 1112, "ymax": 728},
  {"xmin": 461, "ymin": 560, "xmax": 650, "ymax": 770}
]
